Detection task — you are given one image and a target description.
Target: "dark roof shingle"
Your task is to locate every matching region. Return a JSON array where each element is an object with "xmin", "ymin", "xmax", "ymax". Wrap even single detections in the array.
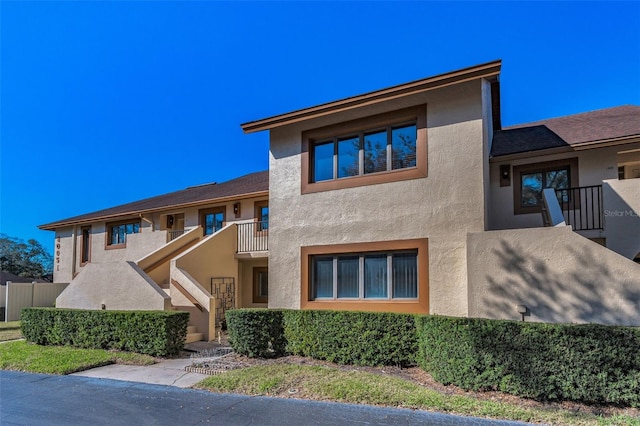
[
  {"xmin": 40, "ymin": 171, "xmax": 268, "ymax": 230},
  {"xmin": 491, "ymin": 105, "xmax": 640, "ymax": 157}
]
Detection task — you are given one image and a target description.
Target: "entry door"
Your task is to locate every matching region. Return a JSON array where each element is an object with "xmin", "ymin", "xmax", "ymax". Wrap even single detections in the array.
[{"xmin": 200, "ymin": 208, "xmax": 225, "ymax": 235}]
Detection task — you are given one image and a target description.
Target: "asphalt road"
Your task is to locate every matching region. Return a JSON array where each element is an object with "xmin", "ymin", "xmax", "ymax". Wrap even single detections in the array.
[{"xmin": 0, "ymin": 371, "xmax": 531, "ymax": 425}]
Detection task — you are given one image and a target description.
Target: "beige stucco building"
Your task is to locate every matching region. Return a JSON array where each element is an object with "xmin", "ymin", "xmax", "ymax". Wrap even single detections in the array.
[{"xmin": 41, "ymin": 61, "xmax": 640, "ymax": 340}]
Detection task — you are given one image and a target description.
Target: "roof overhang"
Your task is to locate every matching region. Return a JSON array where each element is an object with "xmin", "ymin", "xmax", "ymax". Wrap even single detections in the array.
[
  {"xmin": 489, "ymin": 134, "xmax": 640, "ymax": 163},
  {"xmin": 241, "ymin": 60, "xmax": 502, "ymax": 134},
  {"xmin": 38, "ymin": 190, "xmax": 269, "ymax": 231}
]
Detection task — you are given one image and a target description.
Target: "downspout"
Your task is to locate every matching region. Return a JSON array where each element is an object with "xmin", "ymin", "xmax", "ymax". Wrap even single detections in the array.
[{"xmin": 140, "ymin": 214, "xmax": 154, "ymax": 231}]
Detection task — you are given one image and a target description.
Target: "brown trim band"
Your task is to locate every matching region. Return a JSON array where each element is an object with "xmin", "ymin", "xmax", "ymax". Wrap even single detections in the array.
[{"xmin": 300, "ymin": 239, "xmax": 429, "ymax": 314}]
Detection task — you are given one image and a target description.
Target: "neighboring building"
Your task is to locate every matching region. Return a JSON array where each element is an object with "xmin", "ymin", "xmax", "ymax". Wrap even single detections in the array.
[{"xmin": 41, "ymin": 60, "xmax": 640, "ymax": 339}]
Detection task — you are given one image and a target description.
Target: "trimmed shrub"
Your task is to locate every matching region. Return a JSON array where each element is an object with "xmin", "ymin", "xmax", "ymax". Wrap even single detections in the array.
[
  {"xmin": 226, "ymin": 309, "xmax": 286, "ymax": 358},
  {"xmin": 21, "ymin": 308, "xmax": 189, "ymax": 357},
  {"xmin": 226, "ymin": 308, "xmax": 416, "ymax": 366},
  {"xmin": 416, "ymin": 316, "xmax": 640, "ymax": 407},
  {"xmin": 284, "ymin": 310, "xmax": 417, "ymax": 366}
]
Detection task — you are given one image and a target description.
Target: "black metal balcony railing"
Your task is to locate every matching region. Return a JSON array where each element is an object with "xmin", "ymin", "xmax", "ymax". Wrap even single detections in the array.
[
  {"xmin": 554, "ymin": 185, "xmax": 603, "ymax": 231},
  {"xmin": 167, "ymin": 229, "xmax": 187, "ymax": 242},
  {"xmin": 237, "ymin": 221, "xmax": 268, "ymax": 253}
]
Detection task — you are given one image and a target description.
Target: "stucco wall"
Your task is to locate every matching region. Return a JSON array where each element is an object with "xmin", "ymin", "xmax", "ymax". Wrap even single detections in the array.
[
  {"xmin": 53, "ymin": 227, "xmax": 75, "ymax": 283},
  {"xmin": 268, "ymin": 80, "xmax": 488, "ymax": 316},
  {"xmin": 467, "ymin": 226, "xmax": 640, "ymax": 325},
  {"xmin": 488, "ymin": 142, "xmax": 640, "ymax": 232},
  {"xmin": 603, "ymin": 178, "xmax": 640, "ymax": 259},
  {"xmin": 56, "ymin": 261, "xmax": 170, "ymax": 311}
]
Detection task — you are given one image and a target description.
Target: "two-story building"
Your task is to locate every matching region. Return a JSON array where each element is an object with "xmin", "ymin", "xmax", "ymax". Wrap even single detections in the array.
[{"xmin": 41, "ymin": 60, "xmax": 640, "ymax": 340}]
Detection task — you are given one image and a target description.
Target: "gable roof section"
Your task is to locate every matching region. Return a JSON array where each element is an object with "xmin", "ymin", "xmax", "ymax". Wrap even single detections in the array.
[
  {"xmin": 491, "ymin": 105, "xmax": 640, "ymax": 157},
  {"xmin": 241, "ymin": 60, "xmax": 502, "ymax": 133},
  {"xmin": 39, "ymin": 171, "xmax": 268, "ymax": 230}
]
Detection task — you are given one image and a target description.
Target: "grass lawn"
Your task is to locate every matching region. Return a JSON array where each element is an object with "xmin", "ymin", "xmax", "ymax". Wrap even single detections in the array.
[
  {"xmin": 195, "ymin": 364, "xmax": 640, "ymax": 426},
  {"xmin": 0, "ymin": 321, "xmax": 23, "ymax": 342},
  {"xmin": 0, "ymin": 340, "xmax": 155, "ymax": 375}
]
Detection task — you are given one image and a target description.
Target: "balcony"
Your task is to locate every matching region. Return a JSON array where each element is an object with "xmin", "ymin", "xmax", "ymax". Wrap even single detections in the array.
[
  {"xmin": 554, "ymin": 185, "xmax": 604, "ymax": 231},
  {"xmin": 237, "ymin": 221, "xmax": 268, "ymax": 253}
]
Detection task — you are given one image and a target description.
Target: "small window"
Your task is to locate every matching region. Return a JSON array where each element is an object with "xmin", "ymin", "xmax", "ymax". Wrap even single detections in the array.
[
  {"xmin": 200, "ymin": 207, "xmax": 225, "ymax": 236},
  {"xmin": 254, "ymin": 201, "xmax": 269, "ymax": 232},
  {"xmin": 513, "ymin": 158, "xmax": 578, "ymax": 214},
  {"xmin": 106, "ymin": 220, "xmax": 140, "ymax": 248},
  {"xmin": 253, "ymin": 267, "xmax": 268, "ymax": 303},
  {"xmin": 80, "ymin": 226, "xmax": 91, "ymax": 264},
  {"xmin": 310, "ymin": 250, "xmax": 418, "ymax": 301}
]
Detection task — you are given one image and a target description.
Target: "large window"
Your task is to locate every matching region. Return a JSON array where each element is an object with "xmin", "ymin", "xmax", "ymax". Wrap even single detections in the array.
[
  {"xmin": 106, "ymin": 220, "xmax": 140, "ymax": 248},
  {"xmin": 513, "ymin": 158, "xmax": 578, "ymax": 214},
  {"xmin": 302, "ymin": 106, "xmax": 427, "ymax": 194},
  {"xmin": 312, "ymin": 124, "xmax": 417, "ymax": 183},
  {"xmin": 301, "ymin": 239, "xmax": 428, "ymax": 313},
  {"xmin": 311, "ymin": 251, "xmax": 418, "ymax": 300}
]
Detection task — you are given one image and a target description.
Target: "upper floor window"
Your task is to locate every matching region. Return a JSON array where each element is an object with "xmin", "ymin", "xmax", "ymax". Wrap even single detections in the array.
[
  {"xmin": 200, "ymin": 207, "xmax": 225, "ymax": 236},
  {"xmin": 513, "ymin": 158, "xmax": 578, "ymax": 215},
  {"xmin": 106, "ymin": 220, "xmax": 140, "ymax": 248},
  {"xmin": 312, "ymin": 124, "xmax": 417, "ymax": 182},
  {"xmin": 302, "ymin": 105, "xmax": 427, "ymax": 194},
  {"xmin": 80, "ymin": 226, "xmax": 91, "ymax": 264},
  {"xmin": 254, "ymin": 201, "xmax": 269, "ymax": 232}
]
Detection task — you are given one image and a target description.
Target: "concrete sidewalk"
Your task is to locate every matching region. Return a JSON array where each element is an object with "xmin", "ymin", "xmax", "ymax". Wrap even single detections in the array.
[{"xmin": 71, "ymin": 341, "xmax": 219, "ymax": 388}]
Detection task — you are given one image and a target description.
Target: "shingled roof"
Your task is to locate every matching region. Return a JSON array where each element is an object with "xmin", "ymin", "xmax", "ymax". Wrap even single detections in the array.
[
  {"xmin": 39, "ymin": 170, "xmax": 268, "ymax": 230},
  {"xmin": 491, "ymin": 105, "xmax": 640, "ymax": 157}
]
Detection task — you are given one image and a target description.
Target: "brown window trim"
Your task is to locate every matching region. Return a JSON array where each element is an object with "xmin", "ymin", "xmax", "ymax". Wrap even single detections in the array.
[
  {"xmin": 105, "ymin": 219, "xmax": 141, "ymax": 250},
  {"xmin": 301, "ymin": 239, "xmax": 428, "ymax": 314},
  {"xmin": 199, "ymin": 207, "xmax": 226, "ymax": 236},
  {"xmin": 253, "ymin": 266, "xmax": 268, "ymax": 304},
  {"xmin": 253, "ymin": 200, "xmax": 269, "ymax": 235},
  {"xmin": 513, "ymin": 158, "xmax": 579, "ymax": 215},
  {"xmin": 80, "ymin": 226, "xmax": 91, "ymax": 265},
  {"xmin": 301, "ymin": 105, "xmax": 427, "ymax": 194}
]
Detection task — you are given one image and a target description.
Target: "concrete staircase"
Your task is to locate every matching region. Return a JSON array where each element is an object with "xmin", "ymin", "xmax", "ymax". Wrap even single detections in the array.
[{"xmin": 185, "ymin": 325, "xmax": 204, "ymax": 343}]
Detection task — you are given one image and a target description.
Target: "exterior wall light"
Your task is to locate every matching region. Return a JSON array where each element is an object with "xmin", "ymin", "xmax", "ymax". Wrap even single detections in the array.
[
  {"xmin": 101, "ymin": 303, "xmax": 106, "ymax": 310},
  {"xmin": 500, "ymin": 164, "xmax": 511, "ymax": 187},
  {"xmin": 516, "ymin": 304, "xmax": 528, "ymax": 322},
  {"xmin": 233, "ymin": 203, "xmax": 241, "ymax": 218}
]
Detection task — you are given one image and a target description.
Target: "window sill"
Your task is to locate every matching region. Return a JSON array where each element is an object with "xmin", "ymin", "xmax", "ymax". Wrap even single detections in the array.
[
  {"xmin": 105, "ymin": 244, "xmax": 126, "ymax": 250},
  {"xmin": 302, "ymin": 299, "xmax": 427, "ymax": 314},
  {"xmin": 302, "ymin": 165, "xmax": 427, "ymax": 194}
]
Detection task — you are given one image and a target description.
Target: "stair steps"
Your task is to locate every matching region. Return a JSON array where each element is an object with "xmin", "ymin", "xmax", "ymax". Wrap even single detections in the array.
[{"xmin": 185, "ymin": 325, "xmax": 204, "ymax": 343}]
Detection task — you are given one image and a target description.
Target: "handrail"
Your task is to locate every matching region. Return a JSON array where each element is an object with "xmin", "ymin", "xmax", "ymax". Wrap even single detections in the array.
[
  {"xmin": 554, "ymin": 185, "xmax": 604, "ymax": 231},
  {"xmin": 237, "ymin": 221, "xmax": 269, "ymax": 253}
]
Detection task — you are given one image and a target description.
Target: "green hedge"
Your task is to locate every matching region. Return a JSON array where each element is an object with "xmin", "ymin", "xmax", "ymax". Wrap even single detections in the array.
[
  {"xmin": 226, "ymin": 309, "xmax": 416, "ymax": 366},
  {"xmin": 283, "ymin": 310, "xmax": 417, "ymax": 366},
  {"xmin": 226, "ymin": 309, "xmax": 286, "ymax": 358},
  {"xmin": 21, "ymin": 308, "xmax": 189, "ymax": 357},
  {"xmin": 416, "ymin": 316, "xmax": 640, "ymax": 407}
]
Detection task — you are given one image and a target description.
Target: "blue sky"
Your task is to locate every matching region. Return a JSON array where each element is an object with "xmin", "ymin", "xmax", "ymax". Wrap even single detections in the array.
[{"xmin": 1, "ymin": 1, "xmax": 639, "ymax": 253}]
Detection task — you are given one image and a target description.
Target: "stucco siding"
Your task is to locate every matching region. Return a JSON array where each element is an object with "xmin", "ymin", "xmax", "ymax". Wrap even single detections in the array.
[
  {"xmin": 56, "ymin": 261, "xmax": 170, "ymax": 311},
  {"xmin": 603, "ymin": 178, "xmax": 640, "ymax": 259},
  {"xmin": 488, "ymin": 142, "xmax": 640, "ymax": 232},
  {"xmin": 467, "ymin": 226, "xmax": 640, "ymax": 325},
  {"xmin": 268, "ymin": 80, "xmax": 488, "ymax": 316}
]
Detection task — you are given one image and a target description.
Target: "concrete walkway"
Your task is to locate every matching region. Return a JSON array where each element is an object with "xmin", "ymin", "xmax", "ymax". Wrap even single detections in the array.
[{"xmin": 71, "ymin": 341, "xmax": 219, "ymax": 388}]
